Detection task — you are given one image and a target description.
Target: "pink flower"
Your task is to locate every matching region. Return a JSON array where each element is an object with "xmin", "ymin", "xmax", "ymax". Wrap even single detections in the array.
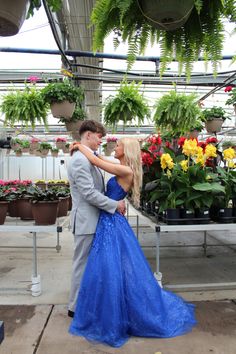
[
  {"xmin": 56, "ymin": 137, "xmax": 67, "ymax": 142},
  {"xmin": 224, "ymin": 86, "xmax": 233, "ymax": 92},
  {"xmin": 31, "ymin": 138, "xmax": 40, "ymax": 143},
  {"xmin": 106, "ymin": 136, "xmax": 117, "ymax": 142},
  {"xmin": 28, "ymin": 76, "xmax": 39, "ymax": 84}
]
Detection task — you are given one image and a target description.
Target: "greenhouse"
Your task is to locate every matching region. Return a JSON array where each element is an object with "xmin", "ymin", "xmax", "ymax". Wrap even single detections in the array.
[{"xmin": 0, "ymin": 1, "xmax": 236, "ymax": 352}]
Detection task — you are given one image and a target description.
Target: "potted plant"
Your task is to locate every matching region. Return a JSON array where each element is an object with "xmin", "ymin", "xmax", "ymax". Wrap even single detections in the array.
[
  {"xmin": 30, "ymin": 137, "xmax": 40, "ymax": 151},
  {"xmin": 14, "ymin": 148, "xmax": 23, "ymax": 157},
  {"xmin": 34, "ymin": 179, "xmax": 47, "ymax": 190},
  {"xmin": 91, "ymin": 0, "xmax": 235, "ymax": 78},
  {"xmin": 225, "ymin": 86, "xmax": 236, "ymax": 114},
  {"xmin": 28, "ymin": 186, "xmax": 60, "ymax": 225},
  {"xmin": 10, "ymin": 138, "xmax": 22, "ymax": 150},
  {"xmin": 41, "ymin": 79, "xmax": 84, "ymax": 118},
  {"xmin": 187, "ymin": 120, "xmax": 204, "ymax": 139},
  {"xmin": 0, "ymin": 185, "xmax": 16, "ymax": 224},
  {"xmin": 104, "ymin": 81, "xmax": 150, "ymax": 130},
  {"xmin": 50, "ymin": 186, "xmax": 70, "ymax": 217},
  {"xmin": 60, "ymin": 104, "xmax": 87, "ymax": 140},
  {"xmin": 51, "ymin": 147, "xmax": 59, "ymax": 157},
  {"xmin": 153, "ymin": 91, "xmax": 202, "ymax": 136},
  {"xmin": 1, "ymin": 81, "xmax": 49, "ymax": 130},
  {"xmin": 62, "ymin": 143, "xmax": 70, "ymax": 154},
  {"xmin": 103, "ymin": 137, "xmax": 117, "ymax": 156},
  {"xmin": 201, "ymin": 106, "xmax": 228, "ymax": 133},
  {"xmin": 38, "ymin": 142, "xmax": 51, "ymax": 157},
  {"xmin": 21, "ymin": 139, "xmax": 30, "ymax": 153},
  {"xmin": 55, "ymin": 137, "xmax": 67, "ymax": 150},
  {"xmin": 0, "ymin": 0, "xmax": 62, "ymax": 36}
]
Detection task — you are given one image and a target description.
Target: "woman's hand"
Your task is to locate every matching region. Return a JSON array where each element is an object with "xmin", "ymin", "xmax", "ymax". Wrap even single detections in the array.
[{"xmin": 70, "ymin": 142, "xmax": 81, "ymax": 156}]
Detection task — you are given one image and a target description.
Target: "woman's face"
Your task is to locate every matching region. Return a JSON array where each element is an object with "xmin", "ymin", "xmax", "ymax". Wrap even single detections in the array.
[{"xmin": 114, "ymin": 140, "xmax": 124, "ymax": 159}]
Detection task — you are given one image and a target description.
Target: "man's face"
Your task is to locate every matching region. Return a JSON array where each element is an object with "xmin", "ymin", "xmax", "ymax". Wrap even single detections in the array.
[{"xmin": 87, "ymin": 131, "xmax": 103, "ymax": 151}]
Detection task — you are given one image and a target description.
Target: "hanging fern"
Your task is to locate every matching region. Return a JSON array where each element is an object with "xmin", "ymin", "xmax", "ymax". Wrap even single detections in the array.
[
  {"xmin": 103, "ymin": 80, "xmax": 151, "ymax": 129},
  {"xmin": 91, "ymin": 0, "xmax": 236, "ymax": 79},
  {"xmin": 153, "ymin": 90, "xmax": 202, "ymax": 135}
]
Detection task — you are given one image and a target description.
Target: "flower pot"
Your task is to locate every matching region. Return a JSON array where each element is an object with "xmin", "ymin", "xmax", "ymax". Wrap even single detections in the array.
[
  {"xmin": 31, "ymin": 200, "xmax": 59, "ymax": 225},
  {"xmin": 187, "ymin": 130, "xmax": 199, "ymax": 139},
  {"xmin": 57, "ymin": 197, "xmax": 69, "ymax": 217},
  {"xmin": 40, "ymin": 149, "xmax": 49, "ymax": 157},
  {"xmin": 195, "ymin": 208, "xmax": 210, "ymax": 219},
  {"xmin": 22, "ymin": 148, "xmax": 29, "ymax": 153},
  {"xmin": 0, "ymin": 0, "xmax": 29, "ymax": 36},
  {"xmin": 8, "ymin": 200, "xmax": 18, "ymax": 217},
  {"xmin": 105, "ymin": 141, "xmax": 116, "ymax": 156},
  {"xmin": 56, "ymin": 141, "xmax": 66, "ymax": 150},
  {"xmin": 218, "ymin": 208, "xmax": 233, "ymax": 218},
  {"xmin": 68, "ymin": 195, "xmax": 72, "ymax": 211},
  {"xmin": 50, "ymin": 101, "xmax": 76, "ymax": 118},
  {"xmin": 30, "ymin": 142, "xmax": 40, "ymax": 150},
  {"xmin": 62, "ymin": 147, "xmax": 70, "ymax": 154},
  {"xmin": 17, "ymin": 198, "xmax": 34, "ymax": 220},
  {"xmin": 205, "ymin": 118, "xmax": 223, "ymax": 133},
  {"xmin": 65, "ymin": 121, "xmax": 83, "ymax": 139},
  {"xmin": 163, "ymin": 208, "xmax": 180, "ymax": 225},
  {"xmin": 139, "ymin": 0, "xmax": 194, "ymax": 31},
  {"xmin": 15, "ymin": 151, "xmax": 22, "ymax": 157},
  {"xmin": 51, "ymin": 151, "xmax": 59, "ymax": 158},
  {"xmin": 0, "ymin": 201, "xmax": 9, "ymax": 224}
]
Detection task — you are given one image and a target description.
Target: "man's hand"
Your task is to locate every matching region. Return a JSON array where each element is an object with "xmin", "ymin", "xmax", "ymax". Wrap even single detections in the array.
[{"xmin": 117, "ymin": 200, "xmax": 126, "ymax": 215}]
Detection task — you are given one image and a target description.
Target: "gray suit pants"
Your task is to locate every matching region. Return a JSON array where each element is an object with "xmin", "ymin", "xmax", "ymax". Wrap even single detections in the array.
[{"xmin": 68, "ymin": 233, "xmax": 94, "ymax": 312}]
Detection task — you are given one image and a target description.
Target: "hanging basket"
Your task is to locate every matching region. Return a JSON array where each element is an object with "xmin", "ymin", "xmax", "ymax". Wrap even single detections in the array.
[
  {"xmin": 205, "ymin": 118, "xmax": 223, "ymax": 133},
  {"xmin": 0, "ymin": 0, "xmax": 29, "ymax": 36},
  {"xmin": 65, "ymin": 121, "xmax": 83, "ymax": 140},
  {"xmin": 50, "ymin": 101, "xmax": 76, "ymax": 119},
  {"xmin": 139, "ymin": 0, "xmax": 194, "ymax": 31}
]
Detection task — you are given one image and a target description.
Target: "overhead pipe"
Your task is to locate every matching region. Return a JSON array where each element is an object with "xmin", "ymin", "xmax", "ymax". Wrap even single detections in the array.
[{"xmin": 0, "ymin": 47, "xmax": 234, "ymax": 63}]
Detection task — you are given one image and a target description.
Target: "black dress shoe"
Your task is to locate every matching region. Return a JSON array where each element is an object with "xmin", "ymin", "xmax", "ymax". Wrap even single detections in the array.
[{"xmin": 68, "ymin": 310, "xmax": 74, "ymax": 318}]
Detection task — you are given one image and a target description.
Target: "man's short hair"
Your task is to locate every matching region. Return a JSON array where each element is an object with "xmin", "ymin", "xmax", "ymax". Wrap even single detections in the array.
[{"xmin": 79, "ymin": 120, "xmax": 106, "ymax": 137}]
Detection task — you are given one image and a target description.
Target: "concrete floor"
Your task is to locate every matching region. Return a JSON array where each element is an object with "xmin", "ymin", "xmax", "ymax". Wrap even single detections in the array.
[{"xmin": 0, "ymin": 207, "xmax": 236, "ymax": 353}]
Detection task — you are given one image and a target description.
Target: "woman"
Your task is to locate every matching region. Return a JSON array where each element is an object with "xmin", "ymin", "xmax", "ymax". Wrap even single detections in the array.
[{"xmin": 69, "ymin": 137, "xmax": 197, "ymax": 348}]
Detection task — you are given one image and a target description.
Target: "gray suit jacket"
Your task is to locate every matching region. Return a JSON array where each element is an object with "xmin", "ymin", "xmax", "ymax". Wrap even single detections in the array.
[{"xmin": 67, "ymin": 150, "xmax": 118, "ymax": 235}]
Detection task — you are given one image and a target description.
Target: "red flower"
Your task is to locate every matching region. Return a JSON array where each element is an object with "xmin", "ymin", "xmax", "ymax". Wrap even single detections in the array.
[
  {"xmin": 206, "ymin": 137, "xmax": 218, "ymax": 144},
  {"xmin": 177, "ymin": 136, "xmax": 186, "ymax": 147},
  {"xmin": 224, "ymin": 86, "xmax": 233, "ymax": 92},
  {"xmin": 147, "ymin": 134, "xmax": 162, "ymax": 146},
  {"xmin": 165, "ymin": 141, "xmax": 171, "ymax": 148},
  {"xmin": 141, "ymin": 152, "xmax": 154, "ymax": 166},
  {"xmin": 198, "ymin": 141, "xmax": 207, "ymax": 151}
]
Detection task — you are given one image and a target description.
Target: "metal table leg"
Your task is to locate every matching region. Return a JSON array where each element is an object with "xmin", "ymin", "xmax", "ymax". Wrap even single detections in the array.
[
  {"xmin": 154, "ymin": 226, "xmax": 163, "ymax": 287},
  {"xmin": 31, "ymin": 232, "xmax": 41, "ymax": 297}
]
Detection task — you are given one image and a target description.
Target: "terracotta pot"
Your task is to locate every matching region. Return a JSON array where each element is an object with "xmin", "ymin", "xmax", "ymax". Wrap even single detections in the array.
[
  {"xmin": 0, "ymin": 0, "xmax": 29, "ymax": 36},
  {"xmin": 51, "ymin": 151, "xmax": 59, "ymax": 158},
  {"xmin": 31, "ymin": 201, "xmax": 59, "ymax": 225},
  {"xmin": 8, "ymin": 200, "xmax": 18, "ymax": 217},
  {"xmin": 57, "ymin": 198, "xmax": 69, "ymax": 217},
  {"xmin": 139, "ymin": 0, "xmax": 194, "ymax": 31},
  {"xmin": 205, "ymin": 118, "xmax": 223, "ymax": 133},
  {"xmin": 15, "ymin": 151, "xmax": 22, "ymax": 157},
  {"xmin": 0, "ymin": 201, "xmax": 9, "ymax": 224},
  {"xmin": 30, "ymin": 142, "xmax": 40, "ymax": 150},
  {"xmin": 17, "ymin": 198, "xmax": 34, "ymax": 220},
  {"xmin": 50, "ymin": 101, "xmax": 76, "ymax": 118}
]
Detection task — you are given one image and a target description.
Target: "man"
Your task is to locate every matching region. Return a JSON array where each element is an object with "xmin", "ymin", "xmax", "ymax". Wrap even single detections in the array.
[{"xmin": 67, "ymin": 120, "xmax": 125, "ymax": 317}]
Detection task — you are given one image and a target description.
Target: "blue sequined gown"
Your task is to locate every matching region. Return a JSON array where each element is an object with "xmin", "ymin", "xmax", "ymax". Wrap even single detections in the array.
[{"xmin": 69, "ymin": 177, "xmax": 197, "ymax": 347}]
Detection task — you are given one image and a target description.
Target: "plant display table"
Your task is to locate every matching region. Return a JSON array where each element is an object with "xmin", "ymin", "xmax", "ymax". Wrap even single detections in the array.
[
  {"xmin": 155, "ymin": 223, "xmax": 236, "ymax": 291},
  {"xmin": 0, "ymin": 222, "xmax": 63, "ymax": 296}
]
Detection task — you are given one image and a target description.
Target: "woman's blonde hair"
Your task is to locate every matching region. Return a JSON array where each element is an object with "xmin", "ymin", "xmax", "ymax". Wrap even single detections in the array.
[{"xmin": 119, "ymin": 137, "xmax": 143, "ymax": 207}]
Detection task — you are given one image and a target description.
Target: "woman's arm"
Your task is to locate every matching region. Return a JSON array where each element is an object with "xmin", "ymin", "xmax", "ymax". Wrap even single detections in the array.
[{"xmin": 75, "ymin": 143, "xmax": 132, "ymax": 177}]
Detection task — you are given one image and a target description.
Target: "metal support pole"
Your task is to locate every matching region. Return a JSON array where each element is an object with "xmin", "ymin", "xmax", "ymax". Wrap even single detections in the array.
[
  {"xmin": 154, "ymin": 226, "xmax": 163, "ymax": 287},
  {"xmin": 56, "ymin": 231, "xmax": 61, "ymax": 252},
  {"xmin": 203, "ymin": 231, "xmax": 207, "ymax": 256},
  {"xmin": 32, "ymin": 232, "xmax": 37, "ymax": 277}
]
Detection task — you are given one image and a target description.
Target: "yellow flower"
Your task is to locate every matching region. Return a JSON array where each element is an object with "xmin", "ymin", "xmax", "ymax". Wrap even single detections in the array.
[
  {"xmin": 61, "ymin": 68, "xmax": 74, "ymax": 78},
  {"xmin": 223, "ymin": 147, "xmax": 235, "ymax": 160},
  {"xmin": 204, "ymin": 144, "xmax": 217, "ymax": 158},
  {"xmin": 206, "ymin": 175, "xmax": 212, "ymax": 181},
  {"xmin": 166, "ymin": 169, "xmax": 172, "ymax": 178},
  {"xmin": 227, "ymin": 160, "xmax": 235, "ymax": 168},
  {"xmin": 179, "ymin": 160, "xmax": 188, "ymax": 172},
  {"xmin": 195, "ymin": 156, "xmax": 204, "ymax": 166},
  {"xmin": 182, "ymin": 139, "xmax": 198, "ymax": 157},
  {"xmin": 160, "ymin": 153, "xmax": 174, "ymax": 170}
]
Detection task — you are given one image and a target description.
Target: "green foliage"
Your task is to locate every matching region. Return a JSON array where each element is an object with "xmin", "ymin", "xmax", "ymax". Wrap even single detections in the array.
[
  {"xmin": 28, "ymin": 186, "xmax": 60, "ymax": 203},
  {"xmin": 0, "ymin": 186, "xmax": 17, "ymax": 202},
  {"xmin": 104, "ymin": 80, "xmax": 150, "ymax": 129},
  {"xmin": 41, "ymin": 79, "xmax": 84, "ymax": 104},
  {"xmin": 153, "ymin": 90, "xmax": 202, "ymax": 135},
  {"xmin": 27, "ymin": 0, "xmax": 62, "ymax": 18},
  {"xmin": 225, "ymin": 87, "xmax": 236, "ymax": 106},
  {"xmin": 39, "ymin": 142, "xmax": 52, "ymax": 150},
  {"xmin": 1, "ymin": 85, "xmax": 49, "ymax": 130},
  {"xmin": 91, "ymin": 0, "xmax": 235, "ymax": 79},
  {"xmin": 201, "ymin": 106, "xmax": 228, "ymax": 121}
]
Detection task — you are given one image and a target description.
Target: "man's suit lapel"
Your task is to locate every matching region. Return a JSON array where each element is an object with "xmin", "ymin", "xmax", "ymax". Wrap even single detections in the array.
[{"xmin": 95, "ymin": 166, "xmax": 105, "ymax": 191}]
